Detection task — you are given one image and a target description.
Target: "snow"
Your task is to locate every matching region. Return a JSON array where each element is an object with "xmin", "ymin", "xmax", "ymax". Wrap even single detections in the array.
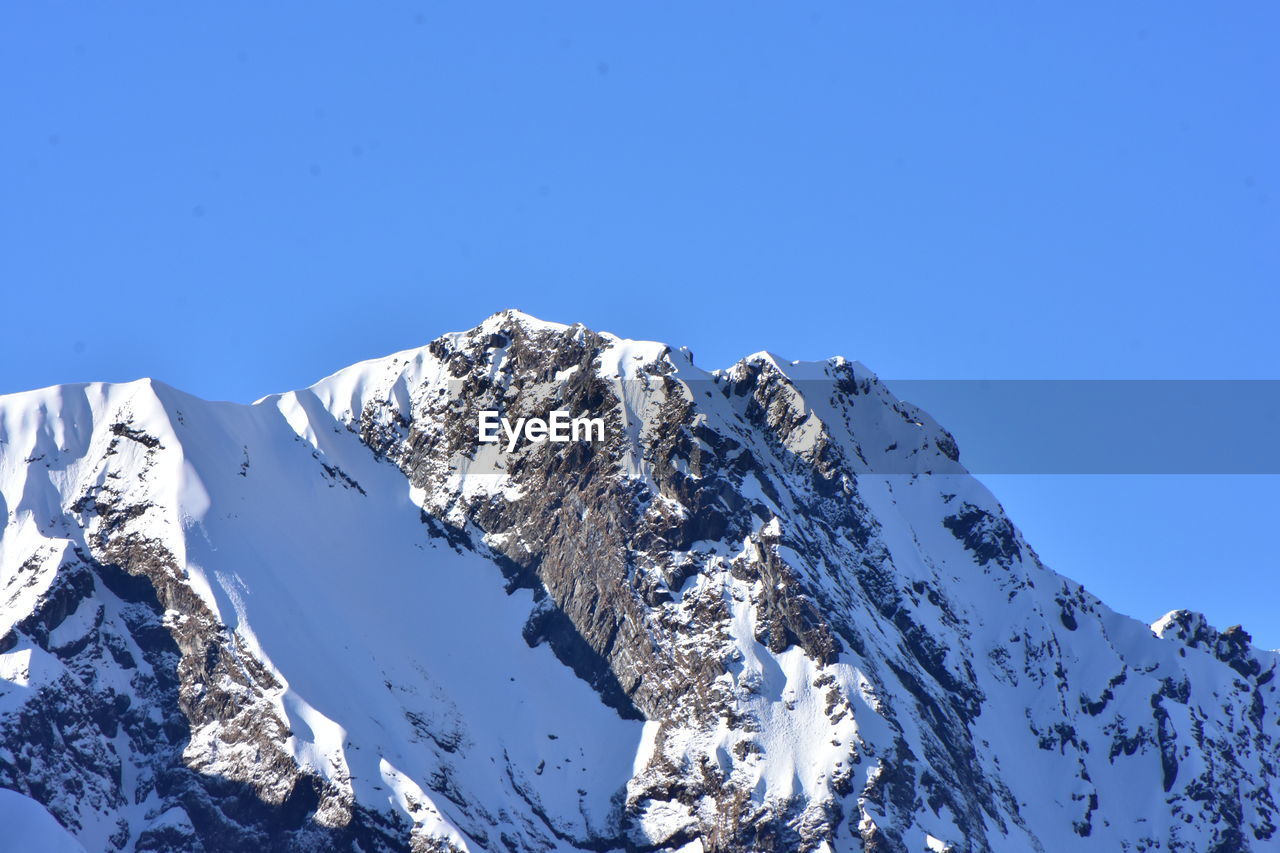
[
  {"xmin": 46, "ymin": 600, "xmax": 100, "ymax": 651},
  {"xmin": 149, "ymin": 805, "xmax": 194, "ymax": 832},
  {"xmin": 925, "ymin": 833, "xmax": 952, "ymax": 852},
  {"xmin": 633, "ymin": 720, "xmax": 662, "ymax": 775},
  {"xmin": 0, "ymin": 647, "xmax": 32, "ymax": 687},
  {"xmin": 0, "ymin": 788, "xmax": 86, "ymax": 853}
]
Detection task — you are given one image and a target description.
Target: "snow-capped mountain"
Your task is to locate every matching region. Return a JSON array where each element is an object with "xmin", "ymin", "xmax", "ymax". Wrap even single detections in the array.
[{"xmin": 1, "ymin": 311, "xmax": 1275, "ymax": 852}]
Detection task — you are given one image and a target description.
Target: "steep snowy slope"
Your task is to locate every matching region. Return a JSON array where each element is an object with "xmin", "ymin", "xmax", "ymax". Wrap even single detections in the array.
[
  {"xmin": 0, "ymin": 788, "xmax": 87, "ymax": 852},
  {"xmin": 1, "ymin": 310, "xmax": 1275, "ymax": 852}
]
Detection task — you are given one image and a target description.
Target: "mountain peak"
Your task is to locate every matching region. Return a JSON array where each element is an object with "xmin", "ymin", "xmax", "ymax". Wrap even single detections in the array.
[{"xmin": 476, "ymin": 307, "xmax": 574, "ymax": 334}]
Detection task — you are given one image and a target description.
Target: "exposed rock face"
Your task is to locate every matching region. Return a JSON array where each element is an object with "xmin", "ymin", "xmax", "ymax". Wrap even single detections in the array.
[{"xmin": 1, "ymin": 310, "xmax": 1276, "ymax": 852}]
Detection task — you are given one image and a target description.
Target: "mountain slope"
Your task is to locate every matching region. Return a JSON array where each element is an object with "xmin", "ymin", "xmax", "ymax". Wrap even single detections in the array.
[{"xmin": 1, "ymin": 311, "xmax": 1275, "ymax": 852}]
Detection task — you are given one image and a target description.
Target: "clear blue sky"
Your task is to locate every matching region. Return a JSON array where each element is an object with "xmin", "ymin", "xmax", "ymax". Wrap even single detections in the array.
[{"xmin": 3, "ymin": 4, "xmax": 1276, "ymax": 644}]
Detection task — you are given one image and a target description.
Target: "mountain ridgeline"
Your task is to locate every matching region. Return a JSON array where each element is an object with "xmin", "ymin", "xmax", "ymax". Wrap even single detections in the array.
[{"xmin": 0, "ymin": 311, "xmax": 1275, "ymax": 852}]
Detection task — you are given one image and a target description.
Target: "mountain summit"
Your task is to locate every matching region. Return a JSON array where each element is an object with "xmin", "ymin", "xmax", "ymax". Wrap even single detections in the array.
[{"xmin": 1, "ymin": 311, "xmax": 1275, "ymax": 852}]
